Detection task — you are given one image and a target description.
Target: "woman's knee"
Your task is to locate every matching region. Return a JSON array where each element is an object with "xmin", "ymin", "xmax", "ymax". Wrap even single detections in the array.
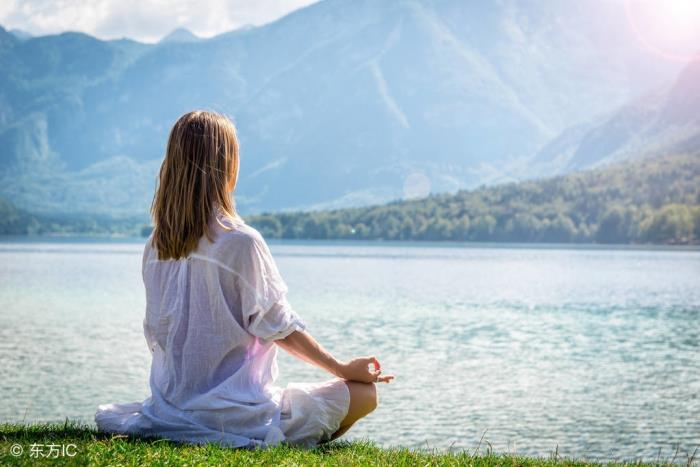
[
  {"xmin": 358, "ymin": 382, "xmax": 378, "ymax": 415},
  {"xmin": 345, "ymin": 381, "xmax": 378, "ymax": 421}
]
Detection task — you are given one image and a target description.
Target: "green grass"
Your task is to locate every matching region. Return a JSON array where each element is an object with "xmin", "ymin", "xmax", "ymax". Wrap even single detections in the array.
[{"xmin": 0, "ymin": 421, "xmax": 694, "ymax": 466}]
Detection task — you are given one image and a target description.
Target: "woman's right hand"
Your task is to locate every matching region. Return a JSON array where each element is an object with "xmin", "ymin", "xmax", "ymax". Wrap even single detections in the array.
[{"xmin": 336, "ymin": 356, "xmax": 394, "ymax": 383}]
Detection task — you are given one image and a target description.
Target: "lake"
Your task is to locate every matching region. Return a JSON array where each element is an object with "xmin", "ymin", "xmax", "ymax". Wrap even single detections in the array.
[{"xmin": 1, "ymin": 238, "xmax": 698, "ymax": 461}]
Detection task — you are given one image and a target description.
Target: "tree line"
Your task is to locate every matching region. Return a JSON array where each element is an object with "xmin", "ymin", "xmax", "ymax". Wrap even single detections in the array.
[
  {"xmin": 247, "ymin": 153, "xmax": 700, "ymax": 245},
  {"xmin": 3, "ymin": 153, "xmax": 699, "ymax": 244}
]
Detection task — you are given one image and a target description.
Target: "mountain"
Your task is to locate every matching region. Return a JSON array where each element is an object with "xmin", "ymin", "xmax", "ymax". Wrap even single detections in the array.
[
  {"xmin": 160, "ymin": 27, "xmax": 200, "ymax": 44},
  {"xmin": 9, "ymin": 29, "xmax": 32, "ymax": 41},
  {"xmin": 0, "ymin": 0, "xmax": 689, "ymax": 217},
  {"xmin": 530, "ymin": 60, "xmax": 700, "ymax": 175}
]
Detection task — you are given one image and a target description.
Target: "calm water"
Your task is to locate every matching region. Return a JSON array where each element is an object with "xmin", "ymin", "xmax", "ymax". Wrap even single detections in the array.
[{"xmin": 1, "ymin": 238, "xmax": 699, "ymax": 461}]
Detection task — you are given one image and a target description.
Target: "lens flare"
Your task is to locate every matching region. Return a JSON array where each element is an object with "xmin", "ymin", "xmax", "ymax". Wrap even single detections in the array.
[{"xmin": 625, "ymin": 0, "xmax": 700, "ymax": 62}]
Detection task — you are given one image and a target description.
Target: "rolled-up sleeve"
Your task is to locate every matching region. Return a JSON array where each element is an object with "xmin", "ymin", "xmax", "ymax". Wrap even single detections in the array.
[{"xmin": 236, "ymin": 234, "xmax": 306, "ymax": 342}]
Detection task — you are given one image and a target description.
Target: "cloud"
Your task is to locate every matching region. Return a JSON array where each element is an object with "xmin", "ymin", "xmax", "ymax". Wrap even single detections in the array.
[{"xmin": 0, "ymin": 0, "xmax": 319, "ymax": 42}]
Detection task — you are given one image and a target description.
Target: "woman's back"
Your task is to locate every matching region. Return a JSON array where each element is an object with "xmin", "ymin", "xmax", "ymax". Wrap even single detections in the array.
[{"xmin": 97, "ymin": 209, "xmax": 306, "ymax": 446}]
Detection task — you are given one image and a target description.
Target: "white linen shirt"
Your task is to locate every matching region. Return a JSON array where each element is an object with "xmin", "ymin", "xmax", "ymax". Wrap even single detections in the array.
[{"xmin": 95, "ymin": 207, "xmax": 306, "ymax": 447}]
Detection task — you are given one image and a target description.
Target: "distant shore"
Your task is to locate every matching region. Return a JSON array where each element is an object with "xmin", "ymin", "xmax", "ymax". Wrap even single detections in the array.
[
  {"xmin": 3, "ymin": 153, "xmax": 699, "ymax": 245},
  {"xmin": 2, "ymin": 233, "xmax": 700, "ymax": 251}
]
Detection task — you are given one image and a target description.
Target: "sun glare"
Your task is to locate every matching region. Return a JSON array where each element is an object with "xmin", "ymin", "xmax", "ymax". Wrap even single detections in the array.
[{"xmin": 625, "ymin": 0, "xmax": 700, "ymax": 62}]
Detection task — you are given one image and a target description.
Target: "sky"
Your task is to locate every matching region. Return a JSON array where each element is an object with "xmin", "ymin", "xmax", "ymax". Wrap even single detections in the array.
[
  {"xmin": 0, "ymin": 0, "xmax": 698, "ymax": 60},
  {"xmin": 0, "ymin": 0, "xmax": 320, "ymax": 43}
]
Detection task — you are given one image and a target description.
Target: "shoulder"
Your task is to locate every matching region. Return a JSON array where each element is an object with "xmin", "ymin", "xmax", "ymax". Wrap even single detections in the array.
[
  {"xmin": 216, "ymin": 222, "xmax": 265, "ymax": 248},
  {"xmin": 212, "ymin": 221, "xmax": 272, "ymax": 263}
]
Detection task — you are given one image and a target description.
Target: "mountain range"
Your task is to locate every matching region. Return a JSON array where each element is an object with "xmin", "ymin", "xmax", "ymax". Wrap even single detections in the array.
[{"xmin": 0, "ymin": 0, "xmax": 696, "ymax": 218}]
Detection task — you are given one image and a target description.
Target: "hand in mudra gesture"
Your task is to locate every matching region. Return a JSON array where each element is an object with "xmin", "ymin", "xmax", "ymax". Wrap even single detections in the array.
[{"xmin": 338, "ymin": 356, "xmax": 394, "ymax": 383}]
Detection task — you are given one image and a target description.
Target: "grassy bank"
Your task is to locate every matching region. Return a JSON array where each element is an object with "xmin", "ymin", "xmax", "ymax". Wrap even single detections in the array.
[{"xmin": 0, "ymin": 421, "xmax": 692, "ymax": 466}]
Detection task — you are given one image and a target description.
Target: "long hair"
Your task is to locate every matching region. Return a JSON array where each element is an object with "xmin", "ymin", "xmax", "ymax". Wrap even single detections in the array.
[{"xmin": 150, "ymin": 110, "xmax": 240, "ymax": 260}]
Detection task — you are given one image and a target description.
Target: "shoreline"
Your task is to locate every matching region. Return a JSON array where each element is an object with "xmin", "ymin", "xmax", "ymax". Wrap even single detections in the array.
[
  {"xmin": 1, "ymin": 421, "xmax": 694, "ymax": 466},
  {"xmin": 1, "ymin": 234, "xmax": 700, "ymax": 252}
]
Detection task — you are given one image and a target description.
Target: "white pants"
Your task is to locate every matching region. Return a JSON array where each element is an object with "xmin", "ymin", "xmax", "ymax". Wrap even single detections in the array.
[{"xmin": 278, "ymin": 378, "xmax": 351, "ymax": 448}]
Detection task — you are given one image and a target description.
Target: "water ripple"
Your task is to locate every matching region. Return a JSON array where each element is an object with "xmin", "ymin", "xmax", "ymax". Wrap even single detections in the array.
[{"xmin": 0, "ymin": 241, "xmax": 698, "ymax": 461}]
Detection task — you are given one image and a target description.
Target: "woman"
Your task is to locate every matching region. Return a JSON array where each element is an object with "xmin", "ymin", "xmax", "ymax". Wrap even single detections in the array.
[{"xmin": 95, "ymin": 110, "xmax": 393, "ymax": 448}]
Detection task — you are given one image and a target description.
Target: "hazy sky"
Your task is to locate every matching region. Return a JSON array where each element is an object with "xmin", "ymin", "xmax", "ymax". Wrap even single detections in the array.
[{"xmin": 0, "ymin": 0, "xmax": 320, "ymax": 43}]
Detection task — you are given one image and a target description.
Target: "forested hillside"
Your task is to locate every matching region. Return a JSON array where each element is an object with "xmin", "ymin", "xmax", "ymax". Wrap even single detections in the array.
[
  {"xmin": 5, "ymin": 152, "xmax": 699, "ymax": 244},
  {"xmin": 0, "ymin": 199, "xmax": 145, "ymax": 236},
  {"xmin": 248, "ymin": 153, "xmax": 700, "ymax": 244},
  {"xmin": 0, "ymin": 198, "xmax": 39, "ymax": 234}
]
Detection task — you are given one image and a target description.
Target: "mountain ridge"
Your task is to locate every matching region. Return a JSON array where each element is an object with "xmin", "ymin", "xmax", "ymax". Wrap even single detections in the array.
[{"xmin": 529, "ymin": 60, "xmax": 700, "ymax": 176}]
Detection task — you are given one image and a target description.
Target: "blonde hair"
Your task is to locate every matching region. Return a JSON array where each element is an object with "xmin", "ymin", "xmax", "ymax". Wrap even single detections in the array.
[{"xmin": 150, "ymin": 110, "xmax": 240, "ymax": 260}]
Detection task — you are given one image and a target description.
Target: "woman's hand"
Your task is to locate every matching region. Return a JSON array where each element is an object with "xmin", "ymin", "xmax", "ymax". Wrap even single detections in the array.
[
  {"xmin": 336, "ymin": 356, "xmax": 394, "ymax": 383},
  {"xmin": 275, "ymin": 331, "xmax": 394, "ymax": 383}
]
